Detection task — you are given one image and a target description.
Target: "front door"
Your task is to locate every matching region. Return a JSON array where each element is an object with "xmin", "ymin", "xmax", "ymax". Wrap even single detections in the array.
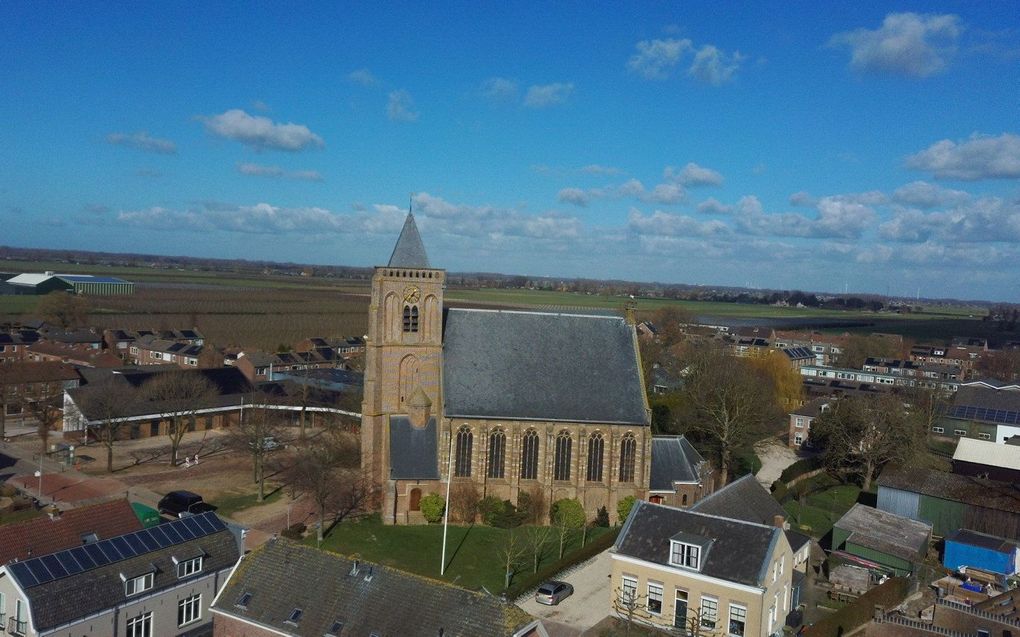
[
  {"xmin": 674, "ymin": 589, "xmax": 688, "ymax": 629},
  {"xmin": 409, "ymin": 488, "xmax": 422, "ymax": 511}
]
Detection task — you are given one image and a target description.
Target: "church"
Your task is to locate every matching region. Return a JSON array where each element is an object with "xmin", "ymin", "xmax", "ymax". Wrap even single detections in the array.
[{"xmin": 360, "ymin": 213, "xmax": 711, "ymax": 525}]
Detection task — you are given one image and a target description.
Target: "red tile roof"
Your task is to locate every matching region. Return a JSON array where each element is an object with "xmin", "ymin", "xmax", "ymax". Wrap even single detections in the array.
[{"xmin": 0, "ymin": 499, "xmax": 142, "ymax": 563}]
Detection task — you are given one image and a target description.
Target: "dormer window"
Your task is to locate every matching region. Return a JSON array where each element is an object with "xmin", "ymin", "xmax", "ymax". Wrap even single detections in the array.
[
  {"xmin": 285, "ymin": 608, "xmax": 303, "ymax": 625},
  {"xmin": 175, "ymin": 555, "xmax": 203, "ymax": 578},
  {"xmin": 670, "ymin": 541, "xmax": 701, "ymax": 570},
  {"xmin": 236, "ymin": 591, "xmax": 252, "ymax": 609},
  {"xmin": 123, "ymin": 572, "xmax": 154, "ymax": 597}
]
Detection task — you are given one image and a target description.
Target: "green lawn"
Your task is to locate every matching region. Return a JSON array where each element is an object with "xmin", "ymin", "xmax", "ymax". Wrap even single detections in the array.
[
  {"xmin": 783, "ymin": 475, "xmax": 863, "ymax": 539},
  {"xmin": 311, "ymin": 515, "xmax": 610, "ymax": 593},
  {"xmin": 208, "ymin": 484, "xmax": 285, "ymax": 518}
]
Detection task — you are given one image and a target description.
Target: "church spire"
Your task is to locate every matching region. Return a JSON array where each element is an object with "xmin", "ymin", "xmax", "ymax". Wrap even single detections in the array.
[{"xmin": 387, "ymin": 208, "xmax": 431, "ymax": 269}]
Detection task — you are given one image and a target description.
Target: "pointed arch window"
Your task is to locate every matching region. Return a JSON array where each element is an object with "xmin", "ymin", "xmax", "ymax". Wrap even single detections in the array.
[
  {"xmin": 554, "ymin": 430, "xmax": 572, "ymax": 481},
  {"xmin": 586, "ymin": 432, "xmax": 604, "ymax": 482},
  {"xmin": 487, "ymin": 429, "xmax": 506, "ymax": 479},
  {"xmin": 619, "ymin": 433, "xmax": 637, "ymax": 483},
  {"xmin": 454, "ymin": 426, "xmax": 472, "ymax": 477},
  {"xmin": 520, "ymin": 429, "xmax": 539, "ymax": 480},
  {"xmin": 402, "ymin": 305, "xmax": 419, "ymax": 332}
]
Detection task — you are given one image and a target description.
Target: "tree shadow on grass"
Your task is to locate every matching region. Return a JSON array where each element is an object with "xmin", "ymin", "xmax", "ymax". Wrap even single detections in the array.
[{"xmin": 444, "ymin": 523, "xmax": 475, "ymax": 573}]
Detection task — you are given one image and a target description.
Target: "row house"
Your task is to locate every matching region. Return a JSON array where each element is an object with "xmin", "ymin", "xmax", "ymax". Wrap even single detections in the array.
[
  {"xmin": 104, "ymin": 328, "xmax": 204, "ymax": 354},
  {"xmin": 294, "ymin": 335, "xmax": 365, "ymax": 356},
  {"xmin": 234, "ymin": 349, "xmax": 336, "ymax": 383},
  {"xmin": 799, "ymin": 364, "xmax": 959, "ymax": 394},
  {"xmin": 130, "ymin": 335, "xmax": 204, "ymax": 368},
  {"xmin": 37, "ymin": 327, "xmax": 103, "ymax": 350},
  {"xmin": 863, "ymin": 357, "xmax": 961, "ymax": 384},
  {"xmin": 25, "ymin": 342, "xmax": 122, "ymax": 368},
  {"xmin": 772, "ymin": 330, "xmax": 847, "ymax": 366},
  {"xmin": 910, "ymin": 344, "xmax": 986, "ymax": 379},
  {"xmin": 0, "ymin": 500, "xmax": 142, "ymax": 565}
]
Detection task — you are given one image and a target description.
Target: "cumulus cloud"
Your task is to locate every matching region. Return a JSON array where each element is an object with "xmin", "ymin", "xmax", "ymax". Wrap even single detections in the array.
[
  {"xmin": 627, "ymin": 38, "xmax": 692, "ymax": 79},
  {"xmin": 557, "ymin": 178, "xmax": 685, "ymax": 207},
  {"xmin": 906, "ymin": 133, "xmax": 1020, "ymax": 180},
  {"xmin": 106, "ymin": 131, "xmax": 177, "ymax": 154},
  {"xmin": 880, "ymin": 195, "xmax": 1020, "ymax": 242},
  {"xmin": 734, "ymin": 195, "xmax": 876, "ymax": 239},
  {"xmin": 664, "ymin": 162, "xmax": 724, "ymax": 187},
  {"xmin": 481, "ymin": 77, "xmax": 519, "ymax": 102},
  {"xmin": 829, "ymin": 12, "xmax": 961, "ymax": 77},
  {"xmin": 199, "ymin": 109, "xmax": 324, "ymax": 151},
  {"xmin": 237, "ymin": 163, "xmax": 323, "ymax": 181},
  {"xmin": 523, "ymin": 83, "xmax": 574, "ymax": 108},
  {"xmin": 688, "ymin": 45, "xmax": 745, "ymax": 85},
  {"xmin": 697, "ymin": 198, "xmax": 732, "ymax": 214},
  {"xmin": 557, "ymin": 188, "xmax": 590, "ymax": 207},
  {"xmin": 411, "ymin": 192, "xmax": 582, "ymax": 240},
  {"xmin": 789, "ymin": 191, "xmax": 817, "ymax": 207},
  {"xmin": 347, "ymin": 68, "xmax": 380, "ymax": 86},
  {"xmin": 646, "ymin": 183, "xmax": 685, "ymax": 205},
  {"xmin": 580, "ymin": 164, "xmax": 621, "ymax": 175},
  {"xmin": 892, "ymin": 180, "xmax": 970, "ymax": 208},
  {"xmin": 628, "ymin": 208, "xmax": 729, "ymax": 237},
  {"xmin": 387, "ymin": 90, "xmax": 419, "ymax": 122}
]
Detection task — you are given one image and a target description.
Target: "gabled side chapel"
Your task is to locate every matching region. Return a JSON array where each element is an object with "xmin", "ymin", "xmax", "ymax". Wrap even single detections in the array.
[{"xmin": 362, "ymin": 213, "xmax": 701, "ymax": 525}]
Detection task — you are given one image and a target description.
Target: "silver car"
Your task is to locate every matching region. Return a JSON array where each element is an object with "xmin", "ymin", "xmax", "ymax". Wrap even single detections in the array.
[{"xmin": 535, "ymin": 580, "xmax": 573, "ymax": 605}]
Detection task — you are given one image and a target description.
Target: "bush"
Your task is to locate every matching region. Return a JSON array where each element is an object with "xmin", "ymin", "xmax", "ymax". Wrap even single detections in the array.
[
  {"xmin": 479, "ymin": 497, "xmax": 525, "ymax": 528},
  {"xmin": 478, "ymin": 496, "xmax": 504, "ymax": 523},
  {"xmin": 617, "ymin": 495, "xmax": 637, "ymax": 523},
  {"xmin": 419, "ymin": 493, "xmax": 445, "ymax": 523},
  {"xmin": 280, "ymin": 523, "xmax": 306, "ymax": 540},
  {"xmin": 0, "ymin": 484, "xmax": 16, "ymax": 498},
  {"xmin": 771, "ymin": 480, "xmax": 789, "ymax": 502},
  {"xmin": 595, "ymin": 505, "xmax": 610, "ymax": 528},
  {"xmin": 517, "ymin": 487, "xmax": 546, "ymax": 524},
  {"xmin": 779, "ymin": 456, "xmax": 824, "ymax": 483},
  {"xmin": 449, "ymin": 482, "xmax": 480, "ymax": 523}
]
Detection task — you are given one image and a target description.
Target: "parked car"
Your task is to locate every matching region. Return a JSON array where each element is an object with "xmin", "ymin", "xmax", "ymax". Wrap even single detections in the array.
[
  {"xmin": 250, "ymin": 436, "xmax": 281, "ymax": 452},
  {"xmin": 535, "ymin": 580, "xmax": 573, "ymax": 605},
  {"xmin": 157, "ymin": 490, "xmax": 213, "ymax": 518}
]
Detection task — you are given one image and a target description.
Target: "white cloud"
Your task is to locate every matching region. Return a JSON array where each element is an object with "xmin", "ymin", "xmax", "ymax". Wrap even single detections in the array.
[
  {"xmin": 627, "ymin": 38, "xmax": 692, "ymax": 79},
  {"xmin": 412, "ymin": 192, "xmax": 582, "ymax": 240},
  {"xmin": 557, "ymin": 188, "xmax": 590, "ymax": 207},
  {"xmin": 906, "ymin": 133, "xmax": 1020, "ymax": 180},
  {"xmin": 734, "ymin": 195, "xmax": 876, "ymax": 239},
  {"xmin": 789, "ymin": 191, "xmax": 816, "ymax": 207},
  {"xmin": 697, "ymin": 198, "xmax": 732, "ymax": 214},
  {"xmin": 558, "ymin": 175, "xmax": 686, "ymax": 207},
  {"xmin": 688, "ymin": 45, "xmax": 745, "ymax": 85},
  {"xmin": 199, "ymin": 109, "xmax": 324, "ymax": 151},
  {"xmin": 251, "ymin": 100, "xmax": 271, "ymax": 112},
  {"xmin": 481, "ymin": 77, "xmax": 518, "ymax": 102},
  {"xmin": 106, "ymin": 131, "xmax": 177, "ymax": 154},
  {"xmin": 646, "ymin": 183, "xmax": 685, "ymax": 205},
  {"xmin": 664, "ymin": 162, "xmax": 724, "ymax": 186},
  {"xmin": 829, "ymin": 12, "xmax": 961, "ymax": 77},
  {"xmin": 880, "ymin": 195, "xmax": 1020, "ymax": 242},
  {"xmin": 628, "ymin": 208, "xmax": 729, "ymax": 237},
  {"xmin": 237, "ymin": 163, "xmax": 323, "ymax": 181},
  {"xmin": 580, "ymin": 164, "xmax": 621, "ymax": 176},
  {"xmin": 891, "ymin": 180, "xmax": 970, "ymax": 208},
  {"xmin": 387, "ymin": 90, "xmax": 419, "ymax": 122},
  {"xmin": 523, "ymin": 83, "xmax": 574, "ymax": 108},
  {"xmin": 348, "ymin": 68, "xmax": 380, "ymax": 87}
]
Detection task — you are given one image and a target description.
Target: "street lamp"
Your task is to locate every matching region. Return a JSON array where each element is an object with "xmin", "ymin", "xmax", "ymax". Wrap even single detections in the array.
[{"xmin": 34, "ymin": 470, "xmax": 42, "ymax": 500}]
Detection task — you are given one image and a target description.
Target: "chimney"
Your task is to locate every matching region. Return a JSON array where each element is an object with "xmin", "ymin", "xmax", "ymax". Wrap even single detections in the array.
[{"xmin": 773, "ymin": 514, "xmax": 786, "ymax": 529}]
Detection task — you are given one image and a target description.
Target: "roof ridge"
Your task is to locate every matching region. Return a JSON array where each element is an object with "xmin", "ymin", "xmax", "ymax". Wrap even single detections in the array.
[
  {"xmin": 644, "ymin": 498, "xmax": 779, "ymax": 531},
  {"xmin": 448, "ymin": 307, "xmax": 623, "ymax": 320}
]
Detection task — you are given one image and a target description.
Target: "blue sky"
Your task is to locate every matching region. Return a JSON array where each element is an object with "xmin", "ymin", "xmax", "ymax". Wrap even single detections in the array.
[{"xmin": 1, "ymin": 3, "xmax": 1018, "ymax": 301}]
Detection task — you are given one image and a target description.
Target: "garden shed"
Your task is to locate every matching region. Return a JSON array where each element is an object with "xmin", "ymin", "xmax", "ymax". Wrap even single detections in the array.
[
  {"xmin": 832, "ymin": 504, "xmax": 932, "ymax": 576},
  {"xmin": 944, "ymin": 529, "xmax": 1020, "ymax": 576}
]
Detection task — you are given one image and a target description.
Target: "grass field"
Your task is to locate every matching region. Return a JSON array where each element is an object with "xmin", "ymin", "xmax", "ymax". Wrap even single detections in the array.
[
  {"xmin": 783, "ymin": 474, "xmax": 863, "ymax": 540},
  {"xmin": 313, "ymin": 514, "xmax": 610, "ymax": 593}
]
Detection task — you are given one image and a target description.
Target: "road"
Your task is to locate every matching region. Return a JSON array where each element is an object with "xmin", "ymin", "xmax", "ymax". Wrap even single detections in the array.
[{"xmin": 517, "ymin": 550, "xmax": 615, "ymax": 635}]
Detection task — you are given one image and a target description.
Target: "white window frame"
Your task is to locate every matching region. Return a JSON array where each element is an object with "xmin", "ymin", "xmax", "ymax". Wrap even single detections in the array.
[
  {"xmin": 728, "ymin": 603, "xmax": 747, "ymax": 636},
  {"xmin": 794, "ymin": 434, "xmax": 803, "ymax": 446},
  {"xmin": 126, "ymin": 611, "xmax": 153, "ymax": 637},
  {"xmin": 978, "ymin": 432, "xmax": 992, "ymax": 440},
  {"xmin": 176, "ymin": 556, "xmax": 203, "ymax": 578},
  {"xmin": 621, "ymin": 575, "xmax": 638, "ymax": 605},
  {"xmin": 124, "ymin": 572, "xmax": 154, "ymax": 597},
  {"xmin": 647, "ymin": 581, "xmax": 663, "ymax": 615},
  {"xmin": 669, "ymin": 540, "xmax": 701, "ymax": 570},
  {"xmin": 178, "ymin": 594, "xmax": 202, "ymax": 627},
  {"xmin": 795, "ymin": 417, "xmax": 804, "ymax": 428},
  {"xmin": 700, "ymin": 595, "xmax": 718, "ymax": 630},
  {"xmin": 954, "ymin": 429, "xmax": 967, "ymax": 436},
  {"xmin": 932, "ymin": 427, "xmax": 944, "ymax": 434}
]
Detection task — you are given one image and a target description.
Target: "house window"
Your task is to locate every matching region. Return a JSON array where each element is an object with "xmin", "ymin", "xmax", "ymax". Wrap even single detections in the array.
[
  {"xmin": 618, "ymin": 433, "xmax": 636, "ymax": 483},
  {"xmin": 285, "ymin": 608, "xmax": 303, "ymax": 625},
  {"xmin": 621, "ymin": 575, "xmax": 638, "ymax": 605},
  {"xmin": 978, "ymin": 432, "xmax": 992, "ymax": 440},
  {"xmin": 124, "ymin": 572, "xmax": 154, "ymax": 596},
  {"xmin": 487, "ymin": 429, "xmax": 506, "ymax": 479},
  {"xmin": 670, "ymin": 541, "xmax": 701, "ymax": 570},
  {"xmin": 954, "ymin": 429, "xmax": 967, "ymax": 436},
  {"xmin": 236, "ymin": 591, "xmax": 252, "ymax": 609},
  {"xmin": 152, "ymin": 352, "xmax": 162, "ymax": 360},
  {"xmin": 795, "ymin": 417, "xmax": 804, "ymax": 428},
  {"xmin": 520, "ymin": 429, "xmax": 539, "ymax": 480},
  {"xmin": 554, "ymin": 430, "xmax": 572, "ymax": 481},
  {"xmin": 402, "ymin": 305, "xmax": 419, "ymax": 333},
  {"xmin": 126, "ymin": 611, "xmax": 153, "ymax": 637},
  {"xmin": 326, "ymin": 621, "xmax": 345, "ymax": 637},
  {"xmin": 931, "ymin": 427, "xmax": 944, "ymax": 434},
  {"xmin": 11, "ymin": 598, "xmax": 26, "ymax": 637},
  {"xmin": 178, "ymin": 594, "xmax": 201, "ymax": 627},
  {"xmin": 729, "ymin": 603, "xmax": 747, "ymax": 636},
  {"xmin": 176, "ymin": 556, "xmax": 203, "ymax": 578},
  {"xmin": 454, "ymin": 426, "xmax": 473, "ymax": 477},
  {"xmin": 700, "ymin": 596, "xmax": 718, "ymax": 630},
  {"xmin": 794, "ymin": 434, "xmax": 803, "ymax": 446},
  {"xmin": 647, "ymin": 581, "xmax": 663, "ymax": 614},
  {"xmin": 586, "ymin": 432, "xmax": 604, "ymax": 482}
]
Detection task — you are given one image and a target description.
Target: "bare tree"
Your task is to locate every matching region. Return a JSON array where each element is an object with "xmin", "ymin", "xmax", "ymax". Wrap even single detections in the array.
[
  {"xmin": 526, "ymin": 525, "xmax": 554, "ymax": 573},
  {"xmin": 76, "ymin": 375, "xmax": 129, "ymax": 473},
  {"xmin": 904, "ymin": 385, "xmax": 949, "ymax": 435},
  {"xmin": 142, "ymin": 370, "xmax": 216, "ymax": 466},
  {"xmin": 230, "ymin": 395, "xmax": 282, "ymax": 502},
  {"xmin": 37, "ymin": 292, "xmax": 89, "ymax": 329},
  {"xmin": 612, "ymin": 582, "xmax": 649, "ymax": 636},
  {"xmin": 496, "ymin": 528, "xmax": 528, "ymax": 590},
  {"xmin": 25, "ymin": 379, "xmax": 63, "ymax": 454},
  {"xmin": 286, "ymin": 433, "xmax": 361, "ymax": 542},
  {"xmin": 449, "ymin": 482, "xmax": 480, "ymax": 523}
]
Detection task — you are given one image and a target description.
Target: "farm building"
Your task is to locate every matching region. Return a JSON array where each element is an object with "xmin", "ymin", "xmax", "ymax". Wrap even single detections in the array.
[
  {"xmin": 938, "ymin": 380, "xmax": 1020, "ymax": 442},
  {"xmin": 877, "ymin": 466, "xmax": 1020, "ymax": 538},
  {"xmin": 952, "ymin": 437, "xmax": 1020, "ymax": 482},
  {"xmin": 4, "ymin": 272, "xmax": 134, "ymax": 295},
  {"xmin": 832, "ymin": 504, "xmax": 932, "ymax": 576},
  {"xmin": 944, "ymin": 529, "xmax": 1020, "ymax": 577}
]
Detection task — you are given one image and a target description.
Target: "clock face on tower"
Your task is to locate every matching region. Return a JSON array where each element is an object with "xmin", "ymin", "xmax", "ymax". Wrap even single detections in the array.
[{"xmin": 403, "ymin": 286, "xmax": 421, "ymax": 304}]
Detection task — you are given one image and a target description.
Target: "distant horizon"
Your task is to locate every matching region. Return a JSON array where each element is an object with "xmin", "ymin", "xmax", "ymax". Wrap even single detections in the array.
[{"xmin": 2, "ymin": 4, "xmax": 1018, "ymax": 301}]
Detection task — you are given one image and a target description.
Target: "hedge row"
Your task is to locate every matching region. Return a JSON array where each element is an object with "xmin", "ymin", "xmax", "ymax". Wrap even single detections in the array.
[
  {"xmin": 803, "ymin": 576, "xmax": 910, "ymax": 637},
  {"xmin": 780, "ymin": 456, "xmax": 825, "ymax": 484},
  {"xmin": 506, "ymin": 528, "xmax": 620, "ymax": 600}
]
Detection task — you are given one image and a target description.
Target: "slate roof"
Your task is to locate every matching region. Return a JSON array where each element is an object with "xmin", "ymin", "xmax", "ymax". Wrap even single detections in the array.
[
  {"xmin": 791, "ymin": 397, "xmax": 830, "ymax": 418},
  {"xmin": 0, "ymin": 500, "xmax": 142, "ymax": 564},
  {"xmin": 7, "ymin": 512, "xmax": 239, "ymax": 633},
  {"xmin": 649, "ymin": 436, "xmax": 706, "ymax": 491},
  {"xmin": 1, "ymin": 360, "xmax": 81, "ymax": 384},
  {"xmin": 835, "ymin": 503, "xmax": 931, "ymax": 563},
  {"xmin": 387, "ymin": 213, "xmax": 431, "ymax": 269},
  {"xmin": 692, "ymin": 474, "xmax": 788, "ymax": 526},
  {"xmin": 443, "ymin": 308, "xmax": 648, "ymax": 425},
  {"xmin": 389, "ymin": 416, "xmax": 439, "ymax": 480},
  {"xmin": 615, "ymin": 500, "xmax": 782, "ymax": 588},
  {"xmin": 211, "ymin": 538, "xmax": 533, "ymax": 637},
  {"xmin": 878, "ymin": 466, "xmax": 1020, "ymax": 514}
]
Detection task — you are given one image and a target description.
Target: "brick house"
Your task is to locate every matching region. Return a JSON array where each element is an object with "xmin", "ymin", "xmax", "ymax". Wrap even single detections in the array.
[
  {"xmin": 25, "ymin": 342, "xmax": 122, "ymax": 368},
  {"xmin": 647, "ymin": 436, "xmax": 715, "ymax": 508},
  {"xmin": 787, "ymin": 397, "xmax": 831, "ymax": 448},
  {"xmin": 235, "ymin": 349, "xmax": 336, "ymax": 383},
  {"xmin": 0, "ymin": 499, "xmax": 142, "ymax": 564},
  {"xmin": 0, "ymin": 361, "xmax": 81, "ymax": 431},
  {"xmin": 129, "ymin": 334, "xmax": 204, "ymax": 368}
]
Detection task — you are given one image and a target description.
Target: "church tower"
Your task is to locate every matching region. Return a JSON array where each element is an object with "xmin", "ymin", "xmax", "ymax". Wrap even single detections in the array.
[{"xmin": 361, "ymin": 213, "xmax": 445, "ymax": 506}]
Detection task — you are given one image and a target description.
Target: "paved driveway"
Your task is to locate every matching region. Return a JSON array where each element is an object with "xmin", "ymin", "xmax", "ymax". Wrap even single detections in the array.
[
  {"xmin": 755, "ymin": 436, "xmax": 800, "ymax": 486},
  {"xmin": 518, "ymin": 550, "xmax": 614, "ymax": 634}
]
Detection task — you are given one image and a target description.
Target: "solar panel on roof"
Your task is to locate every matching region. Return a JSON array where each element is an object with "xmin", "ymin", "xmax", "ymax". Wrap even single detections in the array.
[
  {"xmin": 162, "ymin": 524, "xmax": 184, "ymax": 543},
  {"xmin": 55, "ymin": 550, "xmax": 83, "ymax": 575},
  {"xmin": 193, "ymin": 515, "xmax": 215, "ymax": 534},
  {"xmin": 41, "ymin": 554, "xmax": 68, "ymax": 578},
  {"xmin": 149, "ymin": 525, "xmax": 172, "ymax": 547},
  {"xmin": 100, "ymin": 541, "xmax": 123, "ymax": 561},
  {"xmin": 70, "ymin": 546, "xmax": 96, "ymax": 569},
  {"xmin": 177, "ymin": 519, "xmax": 198, "ymax": 539},
  {"xmin": 28, "ymin": 560, "xmax": 55, "ymax": 585},
  {"xmin": 136, "ymin": 529, "xmax": 160, "ymax": 552},
  {"xmin": 10, "ymin": 561, "xmax": 38, "ymax": 587},
  {"xmin": 83, "ymin": 542, "xmax": 109, "ymax": 566},
  {"xmin": 125, "ymin": 534, "xmax": 147, "ymax": 554},
  {"xmin": 110, "ymin": 536, "xmax": 135, "ymax": 559}
]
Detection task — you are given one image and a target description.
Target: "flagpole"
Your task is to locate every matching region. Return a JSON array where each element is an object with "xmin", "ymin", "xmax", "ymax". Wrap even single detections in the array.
[{"xmin": 440, "ymin": 425, "xmax": 454, "ymax": 575}]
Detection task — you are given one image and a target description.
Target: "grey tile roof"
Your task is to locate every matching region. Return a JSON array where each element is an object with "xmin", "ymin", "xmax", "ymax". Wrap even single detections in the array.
[
  {"xmin": 615, "ymin": 501, "xmax": 781, "ymax": 588},
  {"xmin": 791, "ymin": 397, "xmax": 830, "ymax": 418},
  {"xmin": 878, "ymin": 466, "xmax": 1020, "ymax": 514},
  {"xmin": 442, "ymin": 309, "xmax": 649, "ymax": 425},
  {"xmin": 387, "ymin": 213, "xmax": 431, "ymax": 268},
  {"xmin": 649, "ymin": 436, "xmax": 706, "ymax": 491},
  {"xmin": 8, "ymin": 513, "xmax": 239, "ymax": 633},
  {"xmin": 835, "ymin": 503, "xmax": 931, "ymax": 563},
  {"xmin": 691, "ymin": 474, "xmax": 788, "ymax": 526},
  {"xmin": 389, "ymin": 416, "xmax": 440, "ymax": 480},
  {"xmin": 212, "ymin": 538, "xmax": 533, "ymax": 637}
]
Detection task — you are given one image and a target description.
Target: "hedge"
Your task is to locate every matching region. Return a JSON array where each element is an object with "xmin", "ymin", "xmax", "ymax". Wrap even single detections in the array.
[
  {"xmin": 780, "ymin": 456, "xmax": 825, "ymax": 484},
  {"xmin": 506, "ymin": 527, "xmax": 620, "ymax": 599},
  {"xmin": 803, "ymin": 576, "xmax": 910, "ymax": 637}
]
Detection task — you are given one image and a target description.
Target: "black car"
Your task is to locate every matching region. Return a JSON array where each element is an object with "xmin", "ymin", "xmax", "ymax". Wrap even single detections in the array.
[{"xmin": 157, "ymin": 490, "xmax": 212, "ymax": 518}]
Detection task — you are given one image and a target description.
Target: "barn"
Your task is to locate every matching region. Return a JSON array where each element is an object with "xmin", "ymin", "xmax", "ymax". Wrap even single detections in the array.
[{"xmin": 4, "ymin": 272, "xmax": 134, "ymax": 295}]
